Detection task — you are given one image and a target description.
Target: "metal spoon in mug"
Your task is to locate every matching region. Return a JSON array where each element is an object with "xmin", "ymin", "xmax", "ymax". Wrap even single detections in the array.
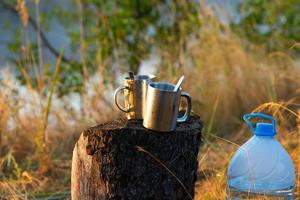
[{"xmin": 173, "ymin": 75, "xmax": 184, "ymax": 91}]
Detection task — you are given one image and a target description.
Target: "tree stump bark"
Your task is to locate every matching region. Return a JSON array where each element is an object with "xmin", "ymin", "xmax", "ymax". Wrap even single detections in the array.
[{"xmin": 71, "ymin": 115, "xmax": 202, "ymax": 200}]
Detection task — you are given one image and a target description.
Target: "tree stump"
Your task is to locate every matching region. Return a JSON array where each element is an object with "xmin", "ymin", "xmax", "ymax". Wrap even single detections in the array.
[{"xmin": 71, "ymin": 115, "xmax": 202, "ymax": 200}]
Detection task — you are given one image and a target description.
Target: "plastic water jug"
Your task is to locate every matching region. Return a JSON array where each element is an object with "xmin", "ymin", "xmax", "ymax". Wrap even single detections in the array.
[{"xmin": 226, "ymin": 113, "xmax": 295, "ymax": 199}]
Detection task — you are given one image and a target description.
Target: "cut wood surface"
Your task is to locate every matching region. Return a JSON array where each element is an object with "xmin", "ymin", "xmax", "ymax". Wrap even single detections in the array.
[{"xmin": 71, "ymin": 115, "xmax": 202, "ymax": 200}]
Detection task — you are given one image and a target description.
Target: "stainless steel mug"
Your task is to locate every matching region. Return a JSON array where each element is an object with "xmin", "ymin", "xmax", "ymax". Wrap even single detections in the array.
[
  {"xmin": 114, "ymin": 75, "xmax": 156, "ymax": 119},
  {"xmin": 143, "ymin": 82, "xmax": 192, "ymax": 132}
]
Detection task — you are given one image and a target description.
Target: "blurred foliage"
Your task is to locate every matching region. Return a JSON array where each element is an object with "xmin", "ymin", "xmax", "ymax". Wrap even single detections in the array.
[
  {"xmin": 51, "ymin": 0, "xmax": 201, "ymax": 87},
  {"xmin": 3, "ymin": 0, "xmax": 300, "ymax": 95},
  {"xmin": 233, "ymin": 0, "xmax": 300, "ymax": 52},
  {"xmin": 1, "ymin": 0, "xmax": 200, "ymax": 95}
]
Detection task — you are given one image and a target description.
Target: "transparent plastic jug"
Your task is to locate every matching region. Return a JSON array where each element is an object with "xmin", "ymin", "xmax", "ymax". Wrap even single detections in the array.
[{"xmin": 226, "ymin": 113, "xmax": 295, "ymax": 200}]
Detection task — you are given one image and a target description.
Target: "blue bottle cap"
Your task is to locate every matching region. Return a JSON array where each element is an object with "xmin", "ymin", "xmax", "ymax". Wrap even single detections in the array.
[{"xmin": 254, "ymin": 123, "xmax": 276, "ymax": 136}]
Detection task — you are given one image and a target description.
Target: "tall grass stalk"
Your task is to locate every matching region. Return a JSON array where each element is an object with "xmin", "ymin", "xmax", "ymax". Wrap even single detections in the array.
[
  {"xmin": 36, "ymin": 51, "xmax": 62, "ymax": 171},
  {"xmin": 204, "ymin": 95, "xmax": 220, "ymax": 141}
]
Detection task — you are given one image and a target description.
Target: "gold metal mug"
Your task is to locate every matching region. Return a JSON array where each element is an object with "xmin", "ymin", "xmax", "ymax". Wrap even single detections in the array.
[
  {"xmin": 114, "ymin": 75, "xmax": 156, "ymax": 119},
  {"xmin": 143, "ymin": 82, "xmax": 192, "ymax": 132}
]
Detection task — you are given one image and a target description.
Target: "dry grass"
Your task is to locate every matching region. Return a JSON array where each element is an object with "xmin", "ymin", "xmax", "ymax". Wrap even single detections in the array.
[
  {"xmin": 0, "ymin": 67, "xmax": 117, "ymax": 198},
  {"xmin": 185, "ymin": 7, "xmax": 299, "ymax": 199},
  {"xmin": 0, "ymin": 3, "xmax": 300, "ymax": 199}
]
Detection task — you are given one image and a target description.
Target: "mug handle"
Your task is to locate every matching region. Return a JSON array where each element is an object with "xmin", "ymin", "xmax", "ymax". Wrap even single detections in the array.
[
  {"xmin": 114, "ymin": 86, "xmax": 130, "ymax": 113},
  {"xmin": 177, "ymin": 92, "xmax": 192, "ymax": 122}
]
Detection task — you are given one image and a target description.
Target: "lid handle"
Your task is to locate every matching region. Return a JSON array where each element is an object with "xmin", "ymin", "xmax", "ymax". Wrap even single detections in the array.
[{"xmin": 243, "ymin": 113, "xmax": 276, "ymax": 134}]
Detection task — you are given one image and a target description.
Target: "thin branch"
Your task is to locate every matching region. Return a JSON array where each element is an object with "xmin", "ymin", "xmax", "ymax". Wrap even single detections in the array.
[{"xmin": 0, "ymin": 1, "xmax": 77, "ymax": 64}]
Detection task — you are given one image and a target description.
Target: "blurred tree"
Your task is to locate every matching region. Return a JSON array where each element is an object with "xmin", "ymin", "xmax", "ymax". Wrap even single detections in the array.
[
  {"xmin": 0, "ymin": 0, "xmax": 200, "ymax": 95},
  {"xmin": 232, "ymin": 0, "xmax": 300, "ymax": 52},
  {"xmin": 60, "ymin": 0, "xmax": 201, "ymax": 82}
]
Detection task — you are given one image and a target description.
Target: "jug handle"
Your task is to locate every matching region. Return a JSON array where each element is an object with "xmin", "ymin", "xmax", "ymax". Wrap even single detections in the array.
[{"xmin": 243, "ymin": 113, "xmax": 276, "ymax": 133}]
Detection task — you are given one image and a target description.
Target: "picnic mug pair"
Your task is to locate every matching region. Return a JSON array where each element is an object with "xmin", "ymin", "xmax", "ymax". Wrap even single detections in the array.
[{"xmin": 114, "ymin": 75, "xmax": 192, "ymax": 132}]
